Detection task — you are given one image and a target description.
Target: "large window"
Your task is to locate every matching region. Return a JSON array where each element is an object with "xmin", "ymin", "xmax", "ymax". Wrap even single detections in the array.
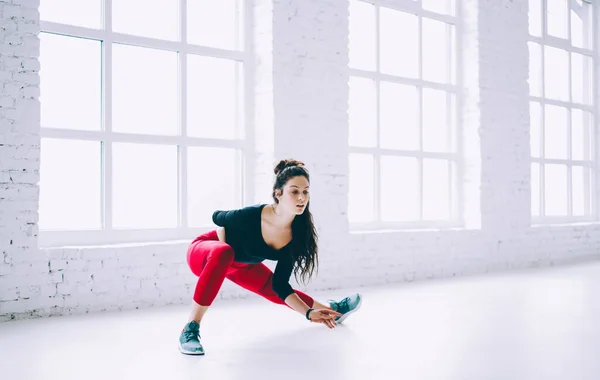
[
  {"xmin": 348, "ymin": 0, "xmax": 460, "ymax": 228},
  {"xmin": 38, "ymin": 0, "xmax": 248, "ymax": 246},
  {"xmin": 528, "ymin": 0, "xmax": 595, "ymax": 222}
]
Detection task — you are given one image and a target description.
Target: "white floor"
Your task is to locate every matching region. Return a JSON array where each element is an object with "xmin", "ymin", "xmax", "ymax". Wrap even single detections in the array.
[{"xmin": 1, "ymin": 261, "xmax": 599, "ymax": 380}]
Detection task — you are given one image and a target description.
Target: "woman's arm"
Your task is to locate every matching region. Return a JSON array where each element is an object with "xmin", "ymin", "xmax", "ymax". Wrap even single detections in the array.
[
  {"xmin": 216, "ymin": 227, "xmax": 226, "ymax": 243},
  {"xmin": 273, "ymin": 258, "xmax": 342, "ymax": 327},
  {"xmin": 284, "ymin": 292, "xmax": 311, "ymax": 315}
]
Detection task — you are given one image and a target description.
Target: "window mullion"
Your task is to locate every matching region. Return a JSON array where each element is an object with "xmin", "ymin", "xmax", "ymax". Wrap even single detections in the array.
[
  {"xmin": 374, "ymin": 4, "xmax": 381, "ymax": 223},
  {"xmin": 593, "ymin": 1, "xmax": 599, "ymax": 218},
  {"xmin": 103, "ymin": 0, "xmax": 113, "ymax": 231},
  {"xmin": 179, "ymin": 0, "xmax": 188, "ymax": 228}
]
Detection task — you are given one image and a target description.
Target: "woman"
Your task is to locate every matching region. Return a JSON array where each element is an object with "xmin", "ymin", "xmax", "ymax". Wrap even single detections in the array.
[{"xmin": 178, "ymin": 159, "xmax": 362, "ymax": 355}]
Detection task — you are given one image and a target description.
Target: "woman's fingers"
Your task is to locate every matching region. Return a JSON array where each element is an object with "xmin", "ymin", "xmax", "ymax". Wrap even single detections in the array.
[
  {"xmin": 313, "ymin": 316, "xmax": 335, "ymax": 328},
  {"xmin": 321, "ymin": 309, "xmax": 343, "ymax": 317}
]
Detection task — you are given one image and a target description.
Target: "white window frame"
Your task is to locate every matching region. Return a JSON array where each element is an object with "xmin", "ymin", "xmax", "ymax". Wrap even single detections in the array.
[
  {"xmin": 349, "ymin": 0, "xmax": 463, "ymax": 231},
  {"xmin": 529, "ymin": 0, "xmax": 597, "ymax": 224},
  {"xmin": 38, "ymin": 0, "xmax": 255, "ymax": 247}
]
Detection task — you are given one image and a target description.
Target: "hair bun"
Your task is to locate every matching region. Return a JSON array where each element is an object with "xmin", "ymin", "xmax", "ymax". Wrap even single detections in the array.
[{"xmin": 274, "ymin": 159, "xmax": 305, "ymax": 175}]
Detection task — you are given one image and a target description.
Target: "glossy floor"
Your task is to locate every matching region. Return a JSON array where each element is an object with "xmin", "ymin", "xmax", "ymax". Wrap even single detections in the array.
[{"xmin": 1, "ymin": 261, "xmax": 598, "ymax": 380}]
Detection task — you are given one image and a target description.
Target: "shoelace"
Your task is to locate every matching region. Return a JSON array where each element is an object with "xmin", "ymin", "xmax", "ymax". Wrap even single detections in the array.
[
  {"xmin": 182, "ymin": 330, "xmax": 199, "ymax": 343},
  {"xmin": 328, "ymin": 297, "xmax": 350, "ymax": 313},
  {"xmin": 337, "ymin": 297, "xmax": 350, "ymax": 313}
]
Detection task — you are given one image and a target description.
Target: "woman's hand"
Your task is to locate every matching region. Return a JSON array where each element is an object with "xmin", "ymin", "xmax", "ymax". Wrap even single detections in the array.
[{"xmin": 309, "ymin": 309, "xmax": 343, "ymax": 329}]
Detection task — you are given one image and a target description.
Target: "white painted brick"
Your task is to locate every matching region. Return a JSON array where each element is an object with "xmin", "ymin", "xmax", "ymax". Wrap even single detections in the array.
[
  {"xmin": 0, "ymin": 263, "xmax": 12, "ymax": 276},
  {"xmin": 1, "ymin": 288, "xmax": 19, "ymax": 301},
  {"xmin": 0, "ymin": 96, "xmax": 16, "ymax": 107},
  {"xmin": 17, "ymin": 21, "xmax": 39, "ymax": 34},
  {"xmin": 89, "ymin": 269, "xmax": 117, "ymax": 283},
  {"xmin": 0, "ymin": 273, "xmax": 48, "ymax": 288},
  {"xmin": 12, "ymin": 260, "xmax": 48, "ymax": 275},
  {"xmin": 63, "ymin": 272, "xmax": 92, "ymax": 284},
  {"xmin": 39, "ymin": 284, "xmax": 57, "ymax": 298},
  {"xmin": 21, "ymin": 86, "xmax": 40, "ymax": 98},
  {"xmin": 74, "ymin": 283, "xmax": 94, "ymax": 296},
  {"xmin": 91, "ymin": 282, "xmax": 114, "ymax": 294},
  {"xmin": 49, "ymin": 259, "xmax": 67, "ymax": 272},
  {"xmin": 56, "ymin": 283, "xmax": 74, "ymax": 296},
  {"xmin": 15, "ymin": 0, "xmax": 41, "ymax": 8},
  {"xmin": 125, "ymin": 279, "xmax": 141, "ymax": 292},
  {"xmin": 80, "ymin": 248, "xmax": 116, "ymax": 261},
  {"xmin": 17, "ymin": 284, "xmax": 40, "ymax": 299},
  {"xmin": 101, "ymin": 258, "xmax": 120, "ymax": 269},
  {"xmin": 65, "ymin": 259, "xmax": 87, "ymax": 271}
]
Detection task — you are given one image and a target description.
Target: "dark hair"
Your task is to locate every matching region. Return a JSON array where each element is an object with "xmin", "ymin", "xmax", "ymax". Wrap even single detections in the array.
[{"xmin": 272, "ymin": 159, "xmax": 319, "ymax": 285}]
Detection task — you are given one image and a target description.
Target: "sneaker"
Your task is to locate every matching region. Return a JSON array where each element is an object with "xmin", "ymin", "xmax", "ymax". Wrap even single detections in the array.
[
  {"xmin": 178, "ymin": 321, "xmax": 205, "ymax": 355},
  {"xmin": 328, "ymin": 293, "xmax": 362, "ymax": 324}
]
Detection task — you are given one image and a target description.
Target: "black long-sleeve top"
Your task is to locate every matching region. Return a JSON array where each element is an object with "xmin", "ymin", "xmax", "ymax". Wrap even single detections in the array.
[{"xmin": 212, "ymin": 204, "xmax": 295, "ymax": 301}]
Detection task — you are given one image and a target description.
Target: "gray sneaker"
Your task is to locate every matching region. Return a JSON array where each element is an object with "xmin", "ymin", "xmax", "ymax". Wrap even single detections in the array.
[
  {"xmin": 178, "ymin": 321, "xmax": 205, "ymax": 355},
  {"xmin": 328, "ymin": 293, "xmax": 362, "ymax": 324}
]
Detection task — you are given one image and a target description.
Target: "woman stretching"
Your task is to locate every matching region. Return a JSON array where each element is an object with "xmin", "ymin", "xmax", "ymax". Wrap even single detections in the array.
[{"xmin": 178, "ymin": 159, "xmax": 362, "ymax": 355}]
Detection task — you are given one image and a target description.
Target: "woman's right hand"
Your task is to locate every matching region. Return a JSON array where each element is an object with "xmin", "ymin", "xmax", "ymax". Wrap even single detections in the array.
[{"xmin": 309, "ymin": 309, "xmax": 343, "ymax": 329}]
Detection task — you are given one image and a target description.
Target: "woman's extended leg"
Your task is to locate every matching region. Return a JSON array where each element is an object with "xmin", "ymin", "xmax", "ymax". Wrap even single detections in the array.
[
  {"xmin": 225, "ymin": 263, "xmax": 315, "ymax": 308},
  {"xmin": 225, "ymin": 264, "xmax": 361, "ymax": 325}
]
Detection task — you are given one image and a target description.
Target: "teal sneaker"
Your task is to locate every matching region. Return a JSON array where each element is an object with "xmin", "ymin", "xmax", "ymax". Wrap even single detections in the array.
[
  {"xmin": 328, "ymin": 293, "xmax": 362, "ymax": 324},
  {"xmin": 178, "ymin": 321, "xmax": 205, "ymax": 355}
]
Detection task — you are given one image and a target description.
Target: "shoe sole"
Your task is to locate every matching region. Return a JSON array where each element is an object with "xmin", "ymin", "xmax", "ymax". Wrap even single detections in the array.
[
  {"xmin": 335, "ymin": 294, "xmax": 362, "ymax": 324},
  {"xmin": 178, "ymin": 342, "xmax": 205, "ymax": 355}
]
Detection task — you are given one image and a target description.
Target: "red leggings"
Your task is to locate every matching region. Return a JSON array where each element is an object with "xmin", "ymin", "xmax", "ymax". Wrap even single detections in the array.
[{"xmin": 186, "ymin": 230, "xmax": 314, "ymax": 308}]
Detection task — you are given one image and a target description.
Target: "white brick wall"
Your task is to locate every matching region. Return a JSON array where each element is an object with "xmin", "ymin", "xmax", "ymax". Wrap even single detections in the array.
[{"xmin": 1, "ymin": 0, "xmax": 600, "ymax": 322}]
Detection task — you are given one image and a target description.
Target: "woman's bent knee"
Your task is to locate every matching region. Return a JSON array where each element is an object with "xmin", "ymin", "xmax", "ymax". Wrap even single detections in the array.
[{"xmin": 211, "ymin": 245, "xmax": 235, "ymax": 265}]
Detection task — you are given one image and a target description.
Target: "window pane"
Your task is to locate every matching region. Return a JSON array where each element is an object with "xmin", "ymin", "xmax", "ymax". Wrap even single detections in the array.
[
  {"xmin": 422, "ymin": 19, "xmax": 453, "ymax": 84},
  {"xmin": 544, "ymin": 164, "xmax": 568, "ymax": 216},
  {"xmin": 571, "ymin": 53, "xmax": 593, "ymax": 105},
  {"xmin": 531, "ymin": 163, "xmax": 540, "ymax": 216},
  {"xmin": 188, "ymin": 0, "xmax": 244, "ymax": 50},
  {"xmin": 544, "ymin": 47, "xmax": 569, "ymax": 101},
  {"xmin": 571, "ymin": 3, "xmax": 593, "ymax": 49},
  {"xmin": 112, "ymin": 44, "xmax": 178, "ymax": 135},
  {"xmin": 188, "ymin": 148, "xmax": 240, "ymax": 227},
  {"xmin": 544, "ymin": 105, "xmax": 568, "ymax": 159},
  {"xmin": 528, "ymin": 0, "xmax": 542, "ymax": 37},
  {"xmin": 528, "ymin": 42, "xmax": 542, "ymax": 97},
  {"xmin": 530, "ymin": 101, "xmax": 541, "ymax": 157},
  {"xmin": 449, "ymin": 94, "xmax": 457, "ymax": 153},
  {"xmin": 571, "ymin": 166, "xmax": 586, "ymax": 216},
  {"xmin": 113, "ymin": 143, "xmax": 177, "ymax": 228},
  {"xmin": 380, "ymin": 8, "xmax": 418, "ymax": 78},
  {"xmin": 422, "ymin": 89, "xmax": 448, "ymax": 153},
  {"xmin": 349, "ymin": 0, "xmax": 376, "ymax": 71},
  {"xmin": 547, "ymin": 0, "xmax": 568, "ymax": 39},
  {"xmin": 571, "ymin": 110, "xmax": 592, "ymax": 161},
  {"xmin": 380, "ymin": 82, "xmax": 419, "ymax": 151},
  {"xmin": 40, "ymin": 33, "xmax": 101, "ymax": 130},
  {"xmin": 422, "ymin": 0, "xmax": 455, "ymax": 16},
  {"xmin": 113, "ymin": 0, "xmax": 178, "ymax": 41},
  {"xmin": 188, "ymin": 55, "xmax": 243, "ymax": 139},
  {"xmin": 423, "ymin": 159, "xmax": 449, "ymax": 220},
  {"xmin": 381, "ymin": 156, "xmax": 419, "ymax": 222},
  {"xmin": 39, "ymin": 139, "xmax": 101, "ymax": 230},
  {"xmin": 40, "ymin": 0, "xmax": 101, "ymax": 29},
  {"xmin": 349, "ymin": 154, "xmax": 374, "ymax": 223},
  {"xmin": 349, "ymin": 77, "xmax": 377, "ymax": 147},
  {"xmin": 450, "ymin": 161, "xmax": 458, "ymax": 217}
]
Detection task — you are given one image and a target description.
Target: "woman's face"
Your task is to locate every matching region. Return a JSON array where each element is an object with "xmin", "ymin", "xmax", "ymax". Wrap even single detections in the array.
[{"xmin": 277, "ymin": 175, "xmax": 310, "ymax": 215}]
